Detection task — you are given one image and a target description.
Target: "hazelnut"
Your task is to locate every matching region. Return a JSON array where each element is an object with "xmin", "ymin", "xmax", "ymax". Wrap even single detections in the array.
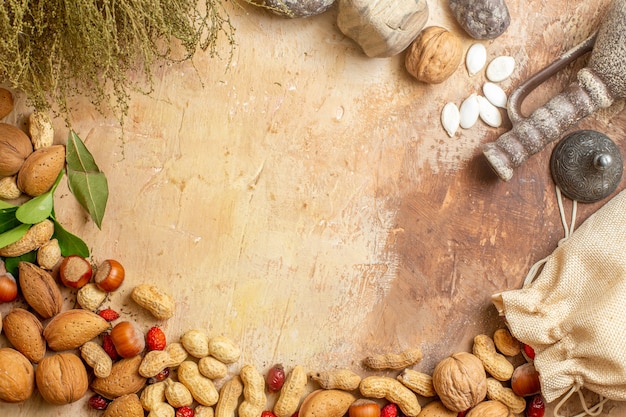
[
  {"xmin": 405, "ymin": 26, "xmax": 463, "ymax": 84},
  {"xmin": 110, "ymin": 321, "xmax": 146, "ymax": 358}
]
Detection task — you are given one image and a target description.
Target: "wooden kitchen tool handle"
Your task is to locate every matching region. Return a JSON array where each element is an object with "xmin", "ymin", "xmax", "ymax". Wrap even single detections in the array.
[{"xmin": 507, "ymin": 33, "xmax": 597, "ymax": 124}]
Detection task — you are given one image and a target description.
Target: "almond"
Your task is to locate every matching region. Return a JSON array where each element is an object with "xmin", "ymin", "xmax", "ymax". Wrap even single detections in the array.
[
  {"xmin": 18, "ymin": 260, "xmax": 63, "ymax": 319},
  {"xmin": 91, "ymin": 355, "xmax": 147, "ymax": 400},
  {"xmin": 17, "ymin": 144, "xmax": 65, "ymax": 197},
  {"xmin": 104, "ymin": 393, "xmax": 144, "ymax": 417},
  {"xmin": 0, "ymin": 347, "xmax": 35, "ymax": 402},
  {"xmin": 0, "ymin": 122, "xmax": 33, "ymax": 176},
  {"xmin": 43, "ymin": 309, "xmax": 110, "ymax": 351},
  {"xmin": 0, "ymin": 218, "xmax": 54, "ymax": 257},
  {"xmin": 2, "ymin": 308, "xmax": 46, "ymax": 363},
  {"xmin": 36, "ymin": 352, "xmax": 88, "ymax": 405}
]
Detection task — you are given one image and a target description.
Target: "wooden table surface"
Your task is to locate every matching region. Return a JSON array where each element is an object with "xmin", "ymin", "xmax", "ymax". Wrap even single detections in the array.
[{"xmin": 1, "ymin": 0, "xmax": 625, "ymax": 416}]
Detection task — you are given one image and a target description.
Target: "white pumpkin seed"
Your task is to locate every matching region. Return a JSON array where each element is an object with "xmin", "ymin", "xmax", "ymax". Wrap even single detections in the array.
[
  {"xmin": 483, "ymin": 82, "xmax": 508, "ymax": 108},
  {"xmin": 465, "ymin": 43, "xmax": 487, "ymax": 76},
  {"xmin": 459, "ymin": 94, "xmax": 480, "ymax": 129},
  {"xmin": 477, "ymin": 95, "xmax": 502, "ymax": 127},
  {"xmin": 486, "ymin": 56, "xmax": 516, "ymax": 82},
  {"xmin": 441, "ymin": 102, "xmax": 460, "ymax": 137}
]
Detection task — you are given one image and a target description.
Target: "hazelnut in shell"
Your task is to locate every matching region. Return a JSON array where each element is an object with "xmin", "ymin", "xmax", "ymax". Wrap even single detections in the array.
[
  {"xmin": 95, "ymin": 259, "xmax": 126, "ymax": 292},
  {"xmin": 111, "ymin": 321, "xmax": 146, "ymax": 358},
  {"xmin": 59, "ymin": 255, "xmax": 93, "ymax": 288},
  {"xmin": 349, "ymin": 399, "xmax": 381, "ymax": 417},
  {"xmin": 511, "ymin": 363, "xmax": 541, "ymax": 397},
  {"xmin": 0, "ymin": 272, "xmax": 18, "ymax": 303}
]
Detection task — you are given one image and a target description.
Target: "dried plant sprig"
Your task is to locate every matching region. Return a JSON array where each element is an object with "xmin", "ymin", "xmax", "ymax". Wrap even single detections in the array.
[{"xmin": 0, "ymin": 0, "xmax": 240, "ymax": 124}]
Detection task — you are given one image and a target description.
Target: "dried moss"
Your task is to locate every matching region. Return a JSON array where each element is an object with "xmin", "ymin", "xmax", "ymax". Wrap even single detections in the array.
[{"xmin": 0, "ymin": 0, "xmax": 242, "ymax": 124}]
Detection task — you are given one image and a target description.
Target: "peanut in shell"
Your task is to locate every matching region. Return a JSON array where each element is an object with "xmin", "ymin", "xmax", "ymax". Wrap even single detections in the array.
[{"xmin": 0, "ymin": 219, "xmax": 54, "ymax": 258}]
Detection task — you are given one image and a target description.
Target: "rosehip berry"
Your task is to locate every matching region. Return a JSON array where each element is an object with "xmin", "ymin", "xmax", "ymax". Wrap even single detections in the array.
[
  {"xmin": 88, "ymin": 394, "xmax": 110, "ymax": 410},
  {"xmin": 262, "ymin": 411, "xmax": 277, "ymax": 417},
  {"xmin": 102, "ymin": 333, "xmax": 119, "ymax": 360},
  {"xmin": 526, "ymin": 395, "xmax": 545, "ymax": 417},
  {"xmin": 148, "ymin": 367, "xmax": 171, "ymax": 384},
  {"xmin": 176, "ymin": 406, "xmax": 195, "ymax": 417},
  {"xmin": 381, "ymin": 403, "xmax": 399, "ymax": 417},
  {"xmin": 146, "ymin": 326, "xmax": 167, "ymax": 351},
  {"xmin": 523, "ymin": 343, "xmax": 536, "ymax": 359},
  {"xmin": 266, "ymin": 364, "xmax": 285, "ymax": 392},
  {"xmin": 98, "ymin": 308, "xmax": 120, "ymax": 322}
]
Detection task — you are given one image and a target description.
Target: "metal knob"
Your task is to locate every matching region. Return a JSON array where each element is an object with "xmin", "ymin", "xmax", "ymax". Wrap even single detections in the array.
[{"xmin": 550, "ymin": 130, "xmax": 623, "ymax": 203}]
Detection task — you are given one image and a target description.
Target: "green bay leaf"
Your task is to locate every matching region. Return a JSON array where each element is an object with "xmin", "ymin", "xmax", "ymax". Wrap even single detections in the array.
[
  {"xmin": 16, "ymin": 192, "xmax": 54, "ymax": 224},
  {"xmin": 52, "ymin": 219, "xmax": 89, "ymax": 258},
  {"xmin": 66, "ymin": 131, "xmax": 109, "ymax": 229},
  {"xmin": 0, "ymin": 223, "xmax": 30, "ymax": 248},
  {"xmin": 0, "ymin": 207, "xmax": 20, "ymax": 234},
  {"xmin": 0, "ymin": 201, "xmax": 15, "ymax": 209},
  {"xmin": 4, "ymin": 251, "xmax": 37, "ymax": 276}
]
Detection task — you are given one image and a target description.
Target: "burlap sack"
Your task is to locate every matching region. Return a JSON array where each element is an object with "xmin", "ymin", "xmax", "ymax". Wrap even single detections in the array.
[{"xmin": 492, "ymin": 189, "xmax": 626, "ymax": 404}]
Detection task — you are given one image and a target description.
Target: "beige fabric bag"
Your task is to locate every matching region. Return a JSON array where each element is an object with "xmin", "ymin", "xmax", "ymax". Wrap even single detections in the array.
[{"xmin": 493, "ymin": 189, "xmax": 626, "ymax": 409}]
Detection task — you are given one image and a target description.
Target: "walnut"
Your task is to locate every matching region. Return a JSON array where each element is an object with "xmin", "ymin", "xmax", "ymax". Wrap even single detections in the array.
[
  {"xmin": 0, "ymin": 348, "xmax": 35, "ymax": 402},
  {"xmin": 432, "ymin": 352, "xmax": 487, "ymax": 412},
  {"xmin": 405, "ymin": 26, "xmax": 463, "ymax": 84},
  {"xmin": 0, "ymin": 123, "xmax": 33, "ymax": 177},
  {"xmin": 35, "ymin": 353, "xmax": 89, "ymax": 405}
]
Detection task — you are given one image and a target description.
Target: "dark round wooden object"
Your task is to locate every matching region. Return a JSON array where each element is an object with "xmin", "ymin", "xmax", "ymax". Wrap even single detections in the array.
[{"xmin": 550, "ymin": 130, "xmax": 623, "ymax": 203}]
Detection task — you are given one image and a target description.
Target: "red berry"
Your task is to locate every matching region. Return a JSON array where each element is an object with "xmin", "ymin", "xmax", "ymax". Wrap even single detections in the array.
[
  {"xmin": 526, "ymin": 395, "xmax": 545, "ymax": 417},
  {"xmin": 102, "ymin": 333, "xmax": 119, "ymax": 360},
  {"xmin": 266, "ymin": 364, "xmax": 285, "ymax": 392},
  {"xmin": 381, "ymin": 403, "xmax": 399, "ymax": 417},
  {"xmin": 523, "ymin": 344, "xmax": 536, "ymax": 359},
  {"xmin": 146, "ymin": 326, "xmax": 167, "ymax": 351},
  {"xmin": 176, "ymin": 406, "xmax": 195, "ymax": 417},
  {"xmin": 148, "ymin": 367, "xmax": 171, "ymax": 384},
  {"xmin": 88, "ymin": 394, "xmax": 110, "ymax": 410},
  {"xmin": 457, "ymin": 411, "xmax": 468, "ymax": 417},
  {"xmin": 262, "ymin": 412, "xmax": 277, "ymax": 417},
  {"xmin": 98, "ymin": 308, "xmax": 120, "ymax": 322}
]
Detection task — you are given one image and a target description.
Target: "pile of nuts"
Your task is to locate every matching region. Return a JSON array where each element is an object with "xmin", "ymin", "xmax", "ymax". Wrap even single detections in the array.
[
  {"xmin": 1, "ymin": 258, "xmax": 546, "ymax": 417},
  {"xmin": 0, "ymin": 88, "xmax": 64, "ymax": 201}
]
